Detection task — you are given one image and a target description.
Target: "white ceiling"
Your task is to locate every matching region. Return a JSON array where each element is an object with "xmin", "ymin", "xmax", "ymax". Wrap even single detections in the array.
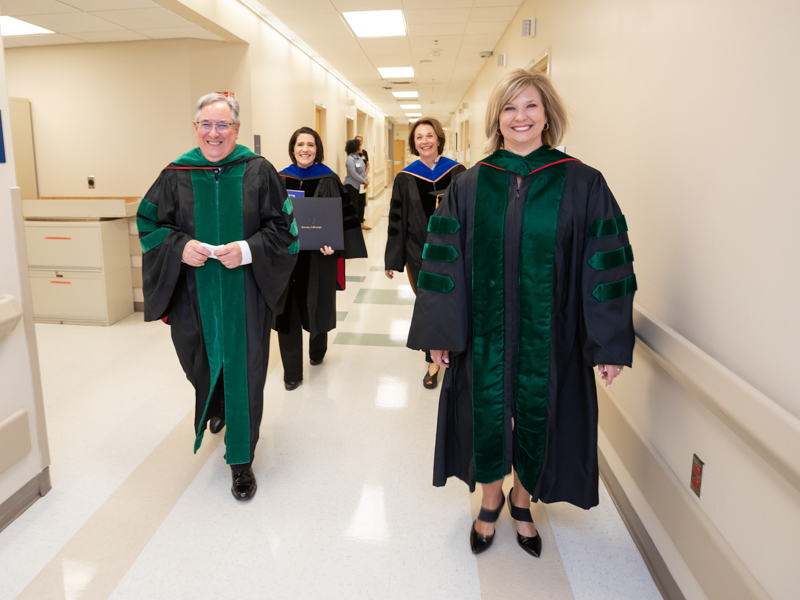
[
  {"xmin": 0, "ymin": 0, "xmax": 525, "ymax": 123},
  {"xmin": 252, "ymin": 0, "xmax": 524, "ymax": 123},
  {"xmin": 0, "ymin": 0, "xmax": 223, "ymax": 46}
]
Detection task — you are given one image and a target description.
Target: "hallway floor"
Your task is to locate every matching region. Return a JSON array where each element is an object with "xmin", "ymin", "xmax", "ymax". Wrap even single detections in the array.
[{"xmin": 0, "ymin": 190, "xmax": 662, "ymax": 600}]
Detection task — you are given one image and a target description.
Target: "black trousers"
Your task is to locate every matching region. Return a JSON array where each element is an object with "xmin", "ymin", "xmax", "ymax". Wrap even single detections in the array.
[
  {"xmin": 345, "ymin": 183, "xmax": 365, "ymax": 223},
  {"xmin": 278, "ymin": 309, "xmax": 328, "ymax": 382}
]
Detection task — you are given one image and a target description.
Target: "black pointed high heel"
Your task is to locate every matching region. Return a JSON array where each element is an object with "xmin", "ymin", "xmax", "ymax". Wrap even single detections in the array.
[
  {"xmin": 470, "ymin": 490, "xmax": 505, "ymax": 555},
  {"xmin": 507, "ymin": 487, "xmax": 542, "ymax": 557}
]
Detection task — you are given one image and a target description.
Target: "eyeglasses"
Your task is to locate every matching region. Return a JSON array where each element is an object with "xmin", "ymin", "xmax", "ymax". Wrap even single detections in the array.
[{"xmin": 197, "ymin": 120, "xmax": 237, "ymax": 133}]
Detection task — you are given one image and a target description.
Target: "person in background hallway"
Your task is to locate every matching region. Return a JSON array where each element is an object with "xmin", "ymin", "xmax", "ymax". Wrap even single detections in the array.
[
  {"xmin": 276, "ymin": 127, "xmax": 367, "ymax": 391},
  {"xmin": 407, "ymin": 69, "xmax": 636, "ymax": 557},
  {"xmin": 355, "ymin": 135, "xmax": 369, "ymax": 227},
  {"xmin": 344, "ymin": 139, "xmax": 370, "ymax": 230},
  {"xmin": 384, "ymin": 117, "xmax": 465, "ymax": 389},
  {"xmin": 137, "ymin": 93, "xmax": 298, "ymax": 502}
]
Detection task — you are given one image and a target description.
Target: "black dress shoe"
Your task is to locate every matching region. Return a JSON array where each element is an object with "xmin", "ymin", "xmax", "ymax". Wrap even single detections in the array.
[
  {"xmin": 285, "ymin": 380, "xmax": 302, "ymax": 391},
  {"xmin": 231, "ymin": 467, "xmax": 257, "ymax": 501},
  {"xmin": 209, "ymin": 415, "xmax": 225, "ymax": 434},
  {"xmin": 310, "ymin": 357, "xmax": 324, "ymax": 366},
  {"xmin": 423, "ymin": 366, "xmax": 439, "ymax": 389},
  {"xmin": 470, "ymin": 490, "xmax": 505, "ymax": 555},
  {"xmin": 507, "ymin": 487, "xmax": 542, "ymax": 557}
]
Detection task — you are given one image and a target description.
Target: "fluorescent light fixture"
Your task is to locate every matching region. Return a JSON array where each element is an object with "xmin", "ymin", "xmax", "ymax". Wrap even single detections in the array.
[
  {"xmin": 343, "ymin": 10, "xmax": 406, "ymax": 38},
  {"xmin": 405, "ymin": 113, "xmax": 422, "ymax": 117},
  {"xmin": 408, "ymin": 119, "xmax": 419, "ymax": 123},
  {"xmin": 378, "ymin": 67, "xmax": 414, "ymax": 78},
  {"xmin": 399, "ymin": 104, "xmax": 420, "ymax": 109},
  {"xmin": 392, "ymin": 91, "xmax": 418, "ymax": 98},
  {"xmin": 0, "ymin": 16, "xmax": 55, "ymax": 36}
]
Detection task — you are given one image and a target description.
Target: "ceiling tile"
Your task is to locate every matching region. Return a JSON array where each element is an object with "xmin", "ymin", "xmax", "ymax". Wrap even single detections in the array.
[
  {"xmin": 70, "ymin": 29, "xmax": 149, "ymax": 42},
  {"xmin": 402, "ymin": 0, "xmax": 471, "ymax": 9},
  {"xmin": 11, "ymin": 33, "xmax": 84, "ymax": 46},
  {"xmin": 266, "ymin": 1, "xmax": 338, "ymax": 17},
  {"xmin": 356, "ymin": 38, "xmax": 411, "ymax": 51},
  {"xmin": 138, "ymin": 27, "xmax": 224, "ymax": 41},
  {"xmin": 93, "ymin": 7, "xmax": 193, "ymax": 29},
  {"xmin": 61, "ymin": 0, "xmax": 160, "ymax": 10},
  {"xmin": 473, "ymin": 0, "xmax": 523, "ymax": 7},
  {"xmin": 458, "ymin": 33, "xmax": 502, "ymax": 47},
  {"xmin": 20, "ymin": 12, "xmax": 125, "ymax": 33},
  {"xmin": 407, "ymin": 22, "xmax": 465, "ymax": 37},
  {"xmin": 331, "ymin": 0, "xmax": 401, "ymax": 10},
  {"xmin": 404, "ymin": 9, "xmax": 470, "ymax": 25},
  {"xmin": 408, "ymin": 34, "xmax": 462, "ymax": 48},
  {"xmin": 465, "ymin": 21, "xmax": 507, "ymax": 34},
  {"xmin": 469, "ymin": 6, "xmax": 520, "ymax": 22},
  {"xmin": 0, "ymin": 0, "xmax": 78, "ymax": 16}
]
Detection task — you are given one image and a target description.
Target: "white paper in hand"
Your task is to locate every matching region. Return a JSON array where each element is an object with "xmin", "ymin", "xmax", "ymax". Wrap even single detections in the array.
[{"xmin": 199, "ymin": 242, "xmax": 224, "ymax": 259}]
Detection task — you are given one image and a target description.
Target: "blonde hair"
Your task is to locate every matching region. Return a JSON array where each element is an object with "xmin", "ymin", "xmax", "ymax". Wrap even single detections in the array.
[{"xmin": 483, "ymin": 69, "xmax": 568, "ymax": 153}]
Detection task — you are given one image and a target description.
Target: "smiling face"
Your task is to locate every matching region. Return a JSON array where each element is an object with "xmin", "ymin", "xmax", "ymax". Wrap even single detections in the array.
[
  {"xmin": 193, "ymin": 101, "xmax": 240, "ymax": 162},
  {"xmin": 293, "ymin": 133, "xmax": 317, "ymax": 168},
  {"xmin": 413, "ymin": 124, "xmax": 439, "ymax": 161},
  {"xmin": 498, "ymin": 85, "xmax": 547, "ymax": 156}
]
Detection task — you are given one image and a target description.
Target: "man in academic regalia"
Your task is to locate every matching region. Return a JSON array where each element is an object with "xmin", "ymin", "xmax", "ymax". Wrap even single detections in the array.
[{"xmin": 137, "ymin": 93, "xmax": 298, "ymax": 501}]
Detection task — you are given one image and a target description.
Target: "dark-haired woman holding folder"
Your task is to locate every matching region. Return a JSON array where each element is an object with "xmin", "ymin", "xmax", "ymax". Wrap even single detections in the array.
[{"xmin": 277, "ymin": 127, "xmax": 367, "ymax": 390}]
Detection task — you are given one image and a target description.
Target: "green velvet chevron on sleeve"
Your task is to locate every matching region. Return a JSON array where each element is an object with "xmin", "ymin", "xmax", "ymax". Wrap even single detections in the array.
[
  {"xmin": 592, "ymin": 274, "xmax": 638, "ymax": 301},
  {"xmin": 427, "ymin": 215, "xmax": 460, "ymax": 234},
  {"xmin": 588, "ymin": 244, "xmax": 634, "ymax": 270},
  {"xmin": 422, "ymin": 243, "xmax": 458, "ymax": 263},
  {"xmin": 140, "ymin": 228, "xmax": 171, "ymax": 253},
  {"xmin": 588, "ymin": 215, "xmax": 627, "ymax": 238},
  {"xmin": 417, "ymin": 270, "xmax": 454, "ymax": 293}
]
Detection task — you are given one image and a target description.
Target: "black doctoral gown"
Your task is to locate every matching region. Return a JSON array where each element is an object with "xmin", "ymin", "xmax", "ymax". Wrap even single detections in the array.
[
  {"xmin": 276, "ymin": 170, "xmax": 368, "ymax": 338},
  {"xmin": 407, "ymin": 147, "xmax": 636, "ymax": 509},
  {"xmin": 137, "ymin": 145, "xmax": 298, "ymax": 466},
  {"xmin": 384, "ymin": 158, "xmax": 466, "ymax": 285}
]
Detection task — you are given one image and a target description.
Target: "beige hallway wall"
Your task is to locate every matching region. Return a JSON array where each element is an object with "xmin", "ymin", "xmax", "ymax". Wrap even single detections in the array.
[{"xmin": 449, "ymin": 1, "xmax": 800, "ymax": 599}]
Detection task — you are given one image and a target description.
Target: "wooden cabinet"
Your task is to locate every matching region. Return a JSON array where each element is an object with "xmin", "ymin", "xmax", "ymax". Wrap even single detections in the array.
[{"xmin": 23, "ymin": 198, "xmax": 137, "ymax": 326}]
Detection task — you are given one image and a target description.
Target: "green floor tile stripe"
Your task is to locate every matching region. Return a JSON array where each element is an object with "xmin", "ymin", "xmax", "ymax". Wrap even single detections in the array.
[
  {"xmin": 336, "ymin": 312, "xmax": 348, "ymax": 321},
  {"xmin": 346, "ymin": 276, "xmax": 366, "ymax": 282}
]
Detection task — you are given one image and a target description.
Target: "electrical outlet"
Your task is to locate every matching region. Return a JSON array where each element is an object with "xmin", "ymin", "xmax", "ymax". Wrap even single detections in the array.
[
  {"xmin": 690, "ymin": 454, "xmax": 704, "ymax": 498},
  {"xmin": 88, "ymin": 176, "xmax": 95, "ymax": 189}
]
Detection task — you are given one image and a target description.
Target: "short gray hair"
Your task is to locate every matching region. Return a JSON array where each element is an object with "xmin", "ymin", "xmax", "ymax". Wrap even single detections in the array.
[{"xmin": 195, "ymin": 93, "xmax": 240, "ymax": 123}]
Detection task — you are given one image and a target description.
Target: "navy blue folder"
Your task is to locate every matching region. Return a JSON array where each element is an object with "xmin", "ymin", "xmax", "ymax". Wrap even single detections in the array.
[{"xmin": 291, "ymin": 196, "xmax": 344, "ymax": 251}]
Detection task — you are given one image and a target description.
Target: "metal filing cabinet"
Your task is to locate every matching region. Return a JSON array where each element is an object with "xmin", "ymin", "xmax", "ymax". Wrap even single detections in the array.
[{"xmin": 23, "ymin": 198, "xmax": 137, "ymax": 326}]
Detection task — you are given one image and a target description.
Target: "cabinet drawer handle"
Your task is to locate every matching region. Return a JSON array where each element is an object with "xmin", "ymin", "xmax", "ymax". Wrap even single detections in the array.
[{"xmin": 44, "ymin": 237, "xmax": 72, "ymax": 240}]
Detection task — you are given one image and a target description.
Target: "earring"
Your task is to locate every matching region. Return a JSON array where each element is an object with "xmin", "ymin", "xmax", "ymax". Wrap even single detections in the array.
[{"xmin": 543, "ymin": 123, "xmax": 550, "ymax": 130}]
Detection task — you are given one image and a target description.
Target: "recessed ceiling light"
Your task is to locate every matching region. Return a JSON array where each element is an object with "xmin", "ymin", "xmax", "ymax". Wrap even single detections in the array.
[
  {"xmin": 0, "ymin": 16, "xmax": 54, "ymax": 36},
  {"xmin": 399, "ymin": 104, "xmax": 420, "ymax": 109},
  {"xmin": 378, "ymin": 67, "xmax": 414, "ymax": 78},
  {"xmin": 392, "ymin": 91, "xmax": 418, "ymax": 98},
  {"xmin": 405, "ymin": 113, "xmax": 422, "ymax": 117},
  {"xmin": 343, "ymin": 10, "xmax": 406, "ymax": 38}
]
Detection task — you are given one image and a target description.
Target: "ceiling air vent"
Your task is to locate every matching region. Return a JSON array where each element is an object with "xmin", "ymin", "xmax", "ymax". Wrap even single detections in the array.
[
  {"xmin": 522, "ymin": 18, "xmax": 536, "ymax": 37},
  {"xmin": 496, "ymin": 53, "xmax": 507, "ymax": 67}
]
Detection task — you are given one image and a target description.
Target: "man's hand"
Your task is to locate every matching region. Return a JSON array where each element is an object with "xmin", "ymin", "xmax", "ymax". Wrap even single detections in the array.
[
  {"xmin": 215, "ymin": 242, "xmax": 243, "ymax": 269},
  {"xmin": 183, "ymin": 240, "xmax": 211, "ymax": 267},
  {"xmin": 385, "ymin": 269, "xmax": 394, "ymax": 279}
]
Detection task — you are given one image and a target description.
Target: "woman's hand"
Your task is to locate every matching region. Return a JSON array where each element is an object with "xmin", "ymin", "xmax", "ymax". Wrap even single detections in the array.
[
  {"xmin": 431, "ymin": 350, "xmax": 450, "ymax": 367},
  {"xmin": 364, "ymin": 179, "xmax": 369, "ymax": 188},
  {"xmin": 385, "ymin": 269, "xmax": 394, "ymax": 279},
  {"xmin": 320, "ymin": 245, "xmax": 335, "ymax": 255},
  {"xmin": 215, "ymin": 242, "xmax": 243, "ymax": 269},
  {"xmin": 182, "ymin": 240, "xmax": 211, "ymax": 267},
  {"xmin": 597, "ymin": 364, "xmax": 624, "ymax": 388}
]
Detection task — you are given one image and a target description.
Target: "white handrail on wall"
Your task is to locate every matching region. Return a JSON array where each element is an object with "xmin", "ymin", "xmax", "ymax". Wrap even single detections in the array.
[
  {"xmin": 0, "ymin": 294, "xmax": 23, "ymax": 339},
  {"xmin": 633, "ymin": 303, "xmax": 800, "ymax": 493}
]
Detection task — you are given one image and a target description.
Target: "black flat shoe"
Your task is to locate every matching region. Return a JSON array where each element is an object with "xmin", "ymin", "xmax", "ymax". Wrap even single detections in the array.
[
  {"xmin": 310, "ymin": 357, "xmax": 324, "ymax": 366},
  {"xmin": 209, "ymin": 415, "xmax": 225, "ymax": 434},
  {"xmin": 231, "ymin": 467, "xmax": 257, "ymax": 501},
  {"xmin": 470, "ymin": 490, "xmax": 505, "ymax": 555},
  {"xmin": 507, "ymin": 487, "xmax": 542, "ymax": 557},
  {"xmin": 423, "ymin": 367, "xmax": 439, "ymax": 389},
  {"xmin": 285, "ymin": 380, "xmax": 302, "ymax": 391}
]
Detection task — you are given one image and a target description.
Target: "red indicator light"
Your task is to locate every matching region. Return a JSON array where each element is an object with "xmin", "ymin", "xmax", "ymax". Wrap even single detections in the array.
[
  {"xmin": 691, "ymin": 476, "xmax": 700, "ymax": 488},
  {"xmin": 693, "ymin": 465, "xmax": 702, "ymax": 477}
]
